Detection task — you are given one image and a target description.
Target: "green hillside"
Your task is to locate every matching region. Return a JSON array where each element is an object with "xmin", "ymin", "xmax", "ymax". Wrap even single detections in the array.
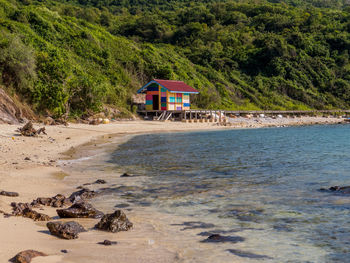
[{"xmin": 1, "ymin": 0, "xmax": 350, "ymax": 117}]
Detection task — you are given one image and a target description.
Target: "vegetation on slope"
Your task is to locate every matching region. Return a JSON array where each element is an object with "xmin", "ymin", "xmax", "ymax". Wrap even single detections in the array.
[{"xmin": 1, "ymin": 0, "xmax": 350, "ymax": 117}]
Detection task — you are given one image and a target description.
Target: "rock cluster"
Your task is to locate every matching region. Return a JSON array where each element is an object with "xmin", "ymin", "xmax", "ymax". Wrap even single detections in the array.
[
  {"xmin": 31, "ymin": 194, "xmax": 72, "ymax": 208},
  {"xmin": 95, "ymin": 210, "xmax": 133, "ymax": 233},
  {"xmin": 11, "ymin": 202, "xmax": 50, "ymax": 221},
  {"xmin": 46, "ymin": 221, "xmax": 86, "ymax": 239}
]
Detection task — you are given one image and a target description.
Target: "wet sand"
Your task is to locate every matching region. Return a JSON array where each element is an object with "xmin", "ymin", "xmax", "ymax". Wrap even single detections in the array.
[{"xmin": 0, "ymin": 117, "xmax": 345, "ymax": 262}]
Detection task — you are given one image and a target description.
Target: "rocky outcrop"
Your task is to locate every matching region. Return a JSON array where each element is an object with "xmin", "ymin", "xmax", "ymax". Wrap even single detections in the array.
[
  {"xmin": 95, "ymin": 210, "xmax": 133, "ymax": 233},
  {"xmin": 31, "ymin": 194, "xmax": 72, "ymax": 208},
  {"xmin": 11, "ymin": 202, "xmax": 50, "ymax": 221},
  {"xmin": 46, "ymin": 221, "xmax": 86, "ymax": 239},
  {"xmin": 57, "ymin": 202, "xmax": 104, "ymax": 219},
  {"xmin": 0, "ymin": 88, "xmax": 31, "ymax": 124},
  {"xmin": 0, "ymin": 191, "xmax": 19, "ymax": 197},
  {"xmin": 10, "ymin": 250, "xmax": 47, "ymax": 263}
]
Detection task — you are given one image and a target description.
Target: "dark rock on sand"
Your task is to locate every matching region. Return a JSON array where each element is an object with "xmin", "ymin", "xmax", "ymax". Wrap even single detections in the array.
[
  {"xmin": 31, "ymin": 194, "xmax": 72, "ymax": 208},
  {"xmin": 320, "ymin": 186, "xmax": 350, "ymax": 194},
  {"xmin": 0, "ymin": 191, "xmax": 19, "ymax": 197},
  {"xmin": 11, "ymin": 202, "xmax": 50, "ymax": 221},
  {"xmin": 94, "ymin": 179, "xmax": 107, "ymax": 184},
  {"xmin": 201, "ymin": 234, "xmax": 245, "ymax": 243},
  {"xmin": 226, "ymin": 249, "xmax": 273, "ymax": 259},
  {"xmin": 95, "ymin": 210, "xmax": 133, "ymax": 233},
  {"xmin": 97, "ymin": 240, "xmax": 117, "ymax": 246},
  {"xmin": 47, "ymin": 221, "xmax": 86, "ymax": 239},
  {"xmin": 60, "ymin": 250, "xmax": 68, "ymax": 254},
  {"xmin": 69, "ymin": 188, "xmax": 98, "ymax": 203},
  {"xmin": 10, "ymin": 250, "xmax": 47, "ymax": 263},
  {"xmin": 57, "ymin": 202, "xmax": 104, "ymax": 219}
]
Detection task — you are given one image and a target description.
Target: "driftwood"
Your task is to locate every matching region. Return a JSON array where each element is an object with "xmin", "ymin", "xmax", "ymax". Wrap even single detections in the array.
[{"xmin": 17, "ymin": 121, "xmax": 46, "ymax": 137}]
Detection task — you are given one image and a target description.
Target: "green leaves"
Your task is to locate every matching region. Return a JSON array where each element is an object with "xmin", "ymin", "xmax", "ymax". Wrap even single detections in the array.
[{"xmin": 1, "ymin": 0, "xmax": 350, "ymax": 118}]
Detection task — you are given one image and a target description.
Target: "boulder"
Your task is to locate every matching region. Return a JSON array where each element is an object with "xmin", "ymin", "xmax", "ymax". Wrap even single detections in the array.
[
  {"xmin": 10, "ymin": 250, "xmax": 47, "ymax": 263},
  {"xmin": 46, "ymin": 221, "xmax": 86, "ymax": 239},
  {"xmin": 0, "ymin": 191, "xmax": 19, "ymax": 197},
  {"xmin": 95, "ymin": 210, "xmax": 133, "ymax": 233},
  {"xmin": 69, "ymin": 188, "xmax": 98, "ymax": 203},
  {"xmin": 57, "ymin": 202, "xmax": 104, "ymax": 219}
]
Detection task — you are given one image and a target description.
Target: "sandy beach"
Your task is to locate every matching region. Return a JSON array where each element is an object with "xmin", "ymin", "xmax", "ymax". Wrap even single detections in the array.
[{"xmin": 0, "ymin": 117, "xmax": 346, "ymax": 263}]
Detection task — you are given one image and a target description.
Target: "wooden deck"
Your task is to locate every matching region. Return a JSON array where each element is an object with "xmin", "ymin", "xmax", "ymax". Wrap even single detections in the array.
[{"xmin": 137, "ymin": 109, "xmax": 350, "ymax": 121}]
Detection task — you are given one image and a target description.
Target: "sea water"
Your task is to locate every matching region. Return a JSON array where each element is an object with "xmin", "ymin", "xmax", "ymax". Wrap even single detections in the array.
[{"xmin": 67, "ymin": 125, "xmax": 350, "ymax": 262}]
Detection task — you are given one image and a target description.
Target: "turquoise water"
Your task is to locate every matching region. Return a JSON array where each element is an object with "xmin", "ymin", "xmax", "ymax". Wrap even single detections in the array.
[
  {"xmin": 61, "ymin": 125, "xmax": 350, "ymax": 262},
  {"xmin": 105, "ymin": 125, "xmax": 350, "ymax": 262}
]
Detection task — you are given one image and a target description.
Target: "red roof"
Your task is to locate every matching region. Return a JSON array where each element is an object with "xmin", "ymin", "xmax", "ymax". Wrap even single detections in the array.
[{"xmin": 154, "ymin": 79, "xmax": 199, "ymax": 93}]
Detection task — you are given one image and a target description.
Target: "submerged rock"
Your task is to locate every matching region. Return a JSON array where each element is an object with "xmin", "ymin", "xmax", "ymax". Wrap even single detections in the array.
[
  {"xmin": 0, "ymin": 191, "xmax": 19, "ymax": 197},
  {"xmin": 226, "ymin": 249, "xmax": 273, "ymax": 259},
  {"xmin": 57, "ymin": 202, "xmax": 104, "ymax": 219},
  {"xmin": 82, "ymin": 179, "xmax": 107, "ymax": 186},
  {"xmin": 10, "ymin": 250, "xmax": 47, "ymax": 263},
  {"xmin": 47, "ymin": 221, "xmax": 86, "ymax": 239},
  {"xmin": 97, "ymin": 240, "xmax": 117, "ymax": 246},
  {"xmin": 31, "ymin": 194, "xmax": 72, "ymax": 208},
  {"xmin": 69, "ymin": 188, "xmax": 98, "ymax": 203},
  {"xmin": 11, "ymin": 202, "xmax": 50, "ymax": 221},
  {"xmin": 321, "ymin": 186, "xmax": 350, "ymax": 194},
  {"xmin": 171, "ymin": 221, "xmax": 215, "ymax": 230},
  {"xmin": 95, "ymin": 210, "xmax": 133, "ymax": 233},
  {"xmin": 201, "ymin": 234, "xmax": 245, "ymax": 243}
]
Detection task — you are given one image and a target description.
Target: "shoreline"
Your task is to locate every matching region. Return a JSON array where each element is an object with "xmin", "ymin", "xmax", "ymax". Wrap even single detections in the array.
[{"xmin": 0, "ymin": 118, "xmax": 347, "ymax": 262}]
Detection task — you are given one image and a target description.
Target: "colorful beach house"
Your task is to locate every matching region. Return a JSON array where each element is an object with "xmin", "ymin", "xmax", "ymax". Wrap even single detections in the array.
[{"xmin": 137, "ymin": 79, "xmax": 199, "ymax": 111}]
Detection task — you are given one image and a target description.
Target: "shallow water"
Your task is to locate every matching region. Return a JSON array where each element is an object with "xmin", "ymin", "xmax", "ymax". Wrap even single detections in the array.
[{"xmin": 67, "ymin": 125, "xmax": 350, "ymax": 262}]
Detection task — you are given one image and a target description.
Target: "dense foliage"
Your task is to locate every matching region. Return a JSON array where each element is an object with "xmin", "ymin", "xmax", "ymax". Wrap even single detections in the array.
[{"xmin": 1, "ymin": 0, "xmax": 350, "ymax": 116}]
